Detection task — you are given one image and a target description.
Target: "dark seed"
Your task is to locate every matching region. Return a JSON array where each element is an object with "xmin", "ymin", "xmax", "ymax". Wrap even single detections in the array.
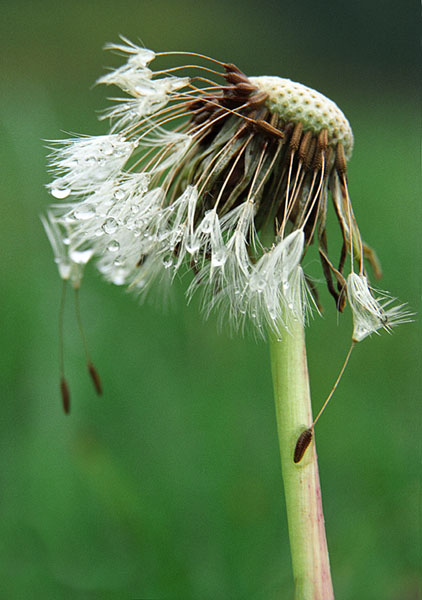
[
  {"xmin": 88, "ymin": 362, "xmax": 103, "ymax": 395},
  {"xmin": 294, "ymin": 428, "xmax": 313, "ymax": 463},
  {"xmin": 60, "ymin": 376, "xmax": 70, "ymax": 415}
]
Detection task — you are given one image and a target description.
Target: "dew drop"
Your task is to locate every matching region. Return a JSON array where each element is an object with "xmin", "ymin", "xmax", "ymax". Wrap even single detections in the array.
[
  {"xmin": 114, "ymin": 189, "xmax": 125, "ymax": 200},
  {"xmin": 102, "ymin": 217, "xmax": 118, "ymax": 234},
  {"xmin": 252, "ymin": 276, "xmax": 266, "ymax": 293},
  {"xmin": 186, "ymin": 239, "xmax": 200, "ymax": 254},
  {"xmin": 199, "ymin": 212, "xmax": 214, "ymax": 234},
  {"xmin": 74, "ymin": 205, "xmax": 96, "ymax": 220},
  {"xmin": 51, "ymin": 187, "xmax": 71, "ymax": 199},
  {"xmin": 69, "ymin": 248, "xmax": 94, "ymax": 264},
  {"xmin": 107, "ymin": 240, "xmax": 120, "ymax": 252},
  {"xmin": 211, "ymin": 249, "xmax": 227, "ymax": 267},
  {"xmin": 62, "ymin": 237, "xmax": 70, "ymax": 246},
  {"xmin": 64, "ymin": 213, "xmax": 77, "ymax": 223},
  {"xmin": 162, "ymin": 255, "xmax": 173, "ymax": 269},
  {"xmin": 112, "ymin": 274, "xmax": 126, "ymax": 285}
]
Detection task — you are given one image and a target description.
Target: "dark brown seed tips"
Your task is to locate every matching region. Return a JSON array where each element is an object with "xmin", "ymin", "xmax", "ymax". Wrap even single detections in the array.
[
  {"xmin": 294, "ymin": 428, "xmax": 313, "ymax": 463},
  {"xmin": 88, "ymin": 362, "xmax": 103, "ymax": 395},
  {"xmin": 60, "ymin": 376, "xmax": 71, "ymax": 415}
]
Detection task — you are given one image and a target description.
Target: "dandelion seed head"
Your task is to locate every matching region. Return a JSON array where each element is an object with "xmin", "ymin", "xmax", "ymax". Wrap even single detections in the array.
[{"xmin": 43, "ymin": 39, "xmax": 408, "ymax": 340}]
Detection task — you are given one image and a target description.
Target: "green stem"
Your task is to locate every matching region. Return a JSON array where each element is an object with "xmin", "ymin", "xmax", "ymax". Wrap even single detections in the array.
[{"xmin": 269, "ymin": 318, "xmax": 334, "ymax": 599}]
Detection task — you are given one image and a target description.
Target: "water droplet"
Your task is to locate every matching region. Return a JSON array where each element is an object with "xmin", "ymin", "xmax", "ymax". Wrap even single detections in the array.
[
  {"xmin": 133, "ymin": 228, "xmax": 141, "ymax": 237},
  {"xmin": 74, "ymin": 205, "xmax": 96, "ymax": 220},
  {"xmin": 251, "ymin": 275, "xmax": 266, "ymax": 293},
  {"xmin": 113, "ymin": 256, "xmax": 123, "ymax": 266},
  {"xmin": 112, "ymin": 273, "xmax": 126, "ymax": 285},
  {"xmin": 200, "ymin": 212, "xmax": 214, "ymax": 234},
  {"xmin": 162, "ymin": 255, "xmax": 173, "ymax": 269},
  {"xmin": 51, "ymin": 187, "xmax": 71, "ymax": 199},
  {"xmin": 102, "ymin": 217, "xmax": 118, "ymax": 234},
  {"xmin": 94, "ymin": 228, "xmax": 103, "ymax": 237},
  {"xmin": 186, "ymin": 239, "xmax": 200, "ymax": 254},
  {"xmin": 69, "ymin": 248, "xmax": 94, "ymax": 264},
  {"xmin": 107, "ymin": 240, "xmax": 120, "ymax": 252},
  {"xmin": 211, "ymin": 249, "xmax": 227, "ymax": 267},
  {"xmin": 62, "ymin": 237, "xmax": 70, "ymax": 246},
  {"xmin": 54, "ymin": 258, "xmax": 70, "ymax": 278},
  {"xmin": 114, "ymin": 189, "xmax": 125, "ymax": 200},
  {"xmin": 131, "ymin": 205, "xmax": 140, "ymax": 214},
  {"xmin": 64, "ymin": 213, "xmax": 77, "ymax": 223}
]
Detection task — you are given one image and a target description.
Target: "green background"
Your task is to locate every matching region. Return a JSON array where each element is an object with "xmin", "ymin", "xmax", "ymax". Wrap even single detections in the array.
[{"xmin": 1, "ymin": 1, "xmax": 420, "ymax": 598}]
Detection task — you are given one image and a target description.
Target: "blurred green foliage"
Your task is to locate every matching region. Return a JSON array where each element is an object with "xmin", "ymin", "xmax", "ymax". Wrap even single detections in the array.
[{"xmin": 0, "ymin": 1, "xmax": 420, "ymax": 598}]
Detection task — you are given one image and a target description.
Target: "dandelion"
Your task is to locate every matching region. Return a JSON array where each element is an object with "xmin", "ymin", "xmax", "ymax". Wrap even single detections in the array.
[{"xmin": 44, "ymin": 38, "xmax": 410, "ymax": 597}]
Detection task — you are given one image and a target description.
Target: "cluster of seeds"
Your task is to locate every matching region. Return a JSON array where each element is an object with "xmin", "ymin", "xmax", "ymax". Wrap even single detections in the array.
[{"xmin": 44, "ymin": 37, "xmax": 409, "ymax": 343}]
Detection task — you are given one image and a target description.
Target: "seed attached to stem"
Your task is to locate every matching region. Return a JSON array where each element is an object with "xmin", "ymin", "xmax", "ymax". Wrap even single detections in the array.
[{"xmin": 294, "ymin": 428, "xmax": 313, "ymax": 463}]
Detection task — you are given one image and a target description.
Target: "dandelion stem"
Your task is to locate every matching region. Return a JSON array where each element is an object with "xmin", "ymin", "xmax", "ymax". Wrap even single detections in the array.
[{"xmin": 269, "ymin": 318, "xmax": 334, "ymax": 599}]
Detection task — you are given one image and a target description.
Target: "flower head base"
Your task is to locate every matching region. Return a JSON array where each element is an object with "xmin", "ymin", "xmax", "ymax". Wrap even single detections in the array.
[{"xmin": 44, "ymin": 38, "xmax": 408, "ymax": 340}]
